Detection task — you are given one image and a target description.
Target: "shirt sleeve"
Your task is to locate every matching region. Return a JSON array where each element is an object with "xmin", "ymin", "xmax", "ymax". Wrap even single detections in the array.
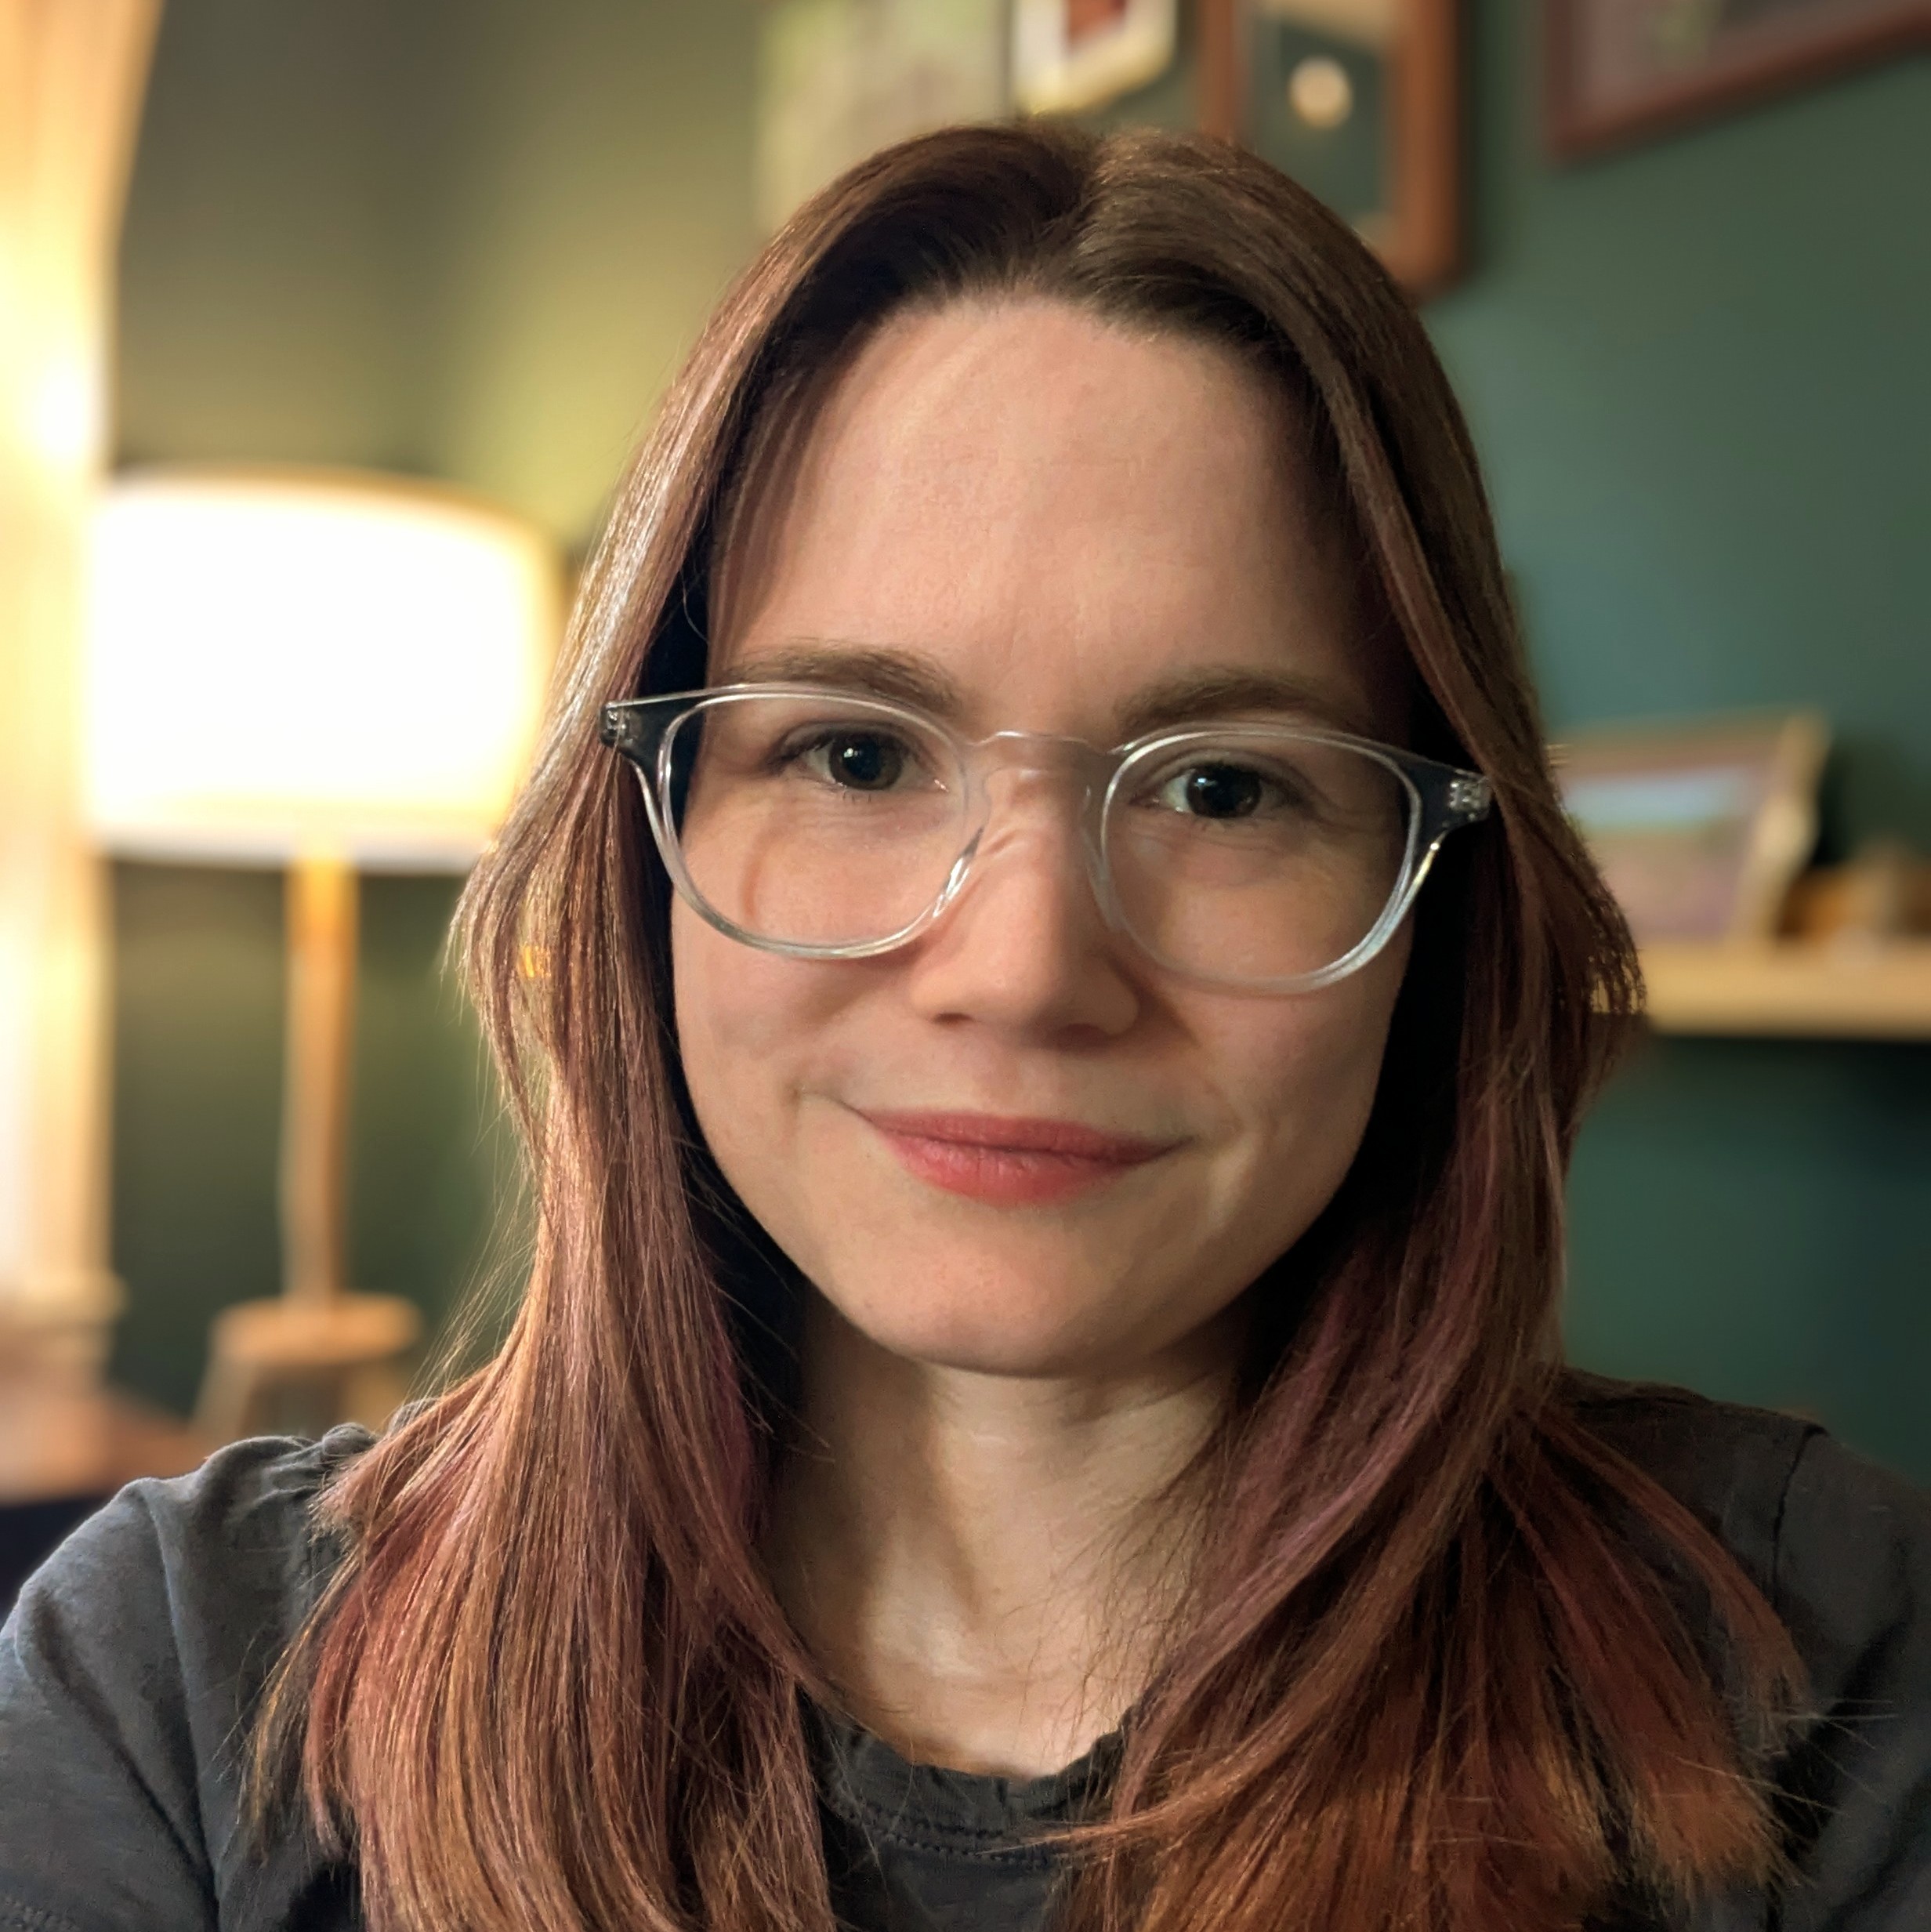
[
  {"xmin": 1773, "ymin": 1431, "xmax": 1931, "ymax": 1931},
  {"xmin": 0, "ymin": 1431, "xmax": 363, "ymax": 1932}
]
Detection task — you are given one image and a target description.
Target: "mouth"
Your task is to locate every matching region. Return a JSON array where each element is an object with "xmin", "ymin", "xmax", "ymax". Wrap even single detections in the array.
[{"xmin": 856, "ymin": 1108, "xmax": 1178, "ymax": 1207}]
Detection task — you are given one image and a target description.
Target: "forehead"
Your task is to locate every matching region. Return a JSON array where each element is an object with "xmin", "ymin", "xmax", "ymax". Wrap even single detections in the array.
[{"xmin": 711, "ymin": 299, "xmax": 1407, "ymax": 742}]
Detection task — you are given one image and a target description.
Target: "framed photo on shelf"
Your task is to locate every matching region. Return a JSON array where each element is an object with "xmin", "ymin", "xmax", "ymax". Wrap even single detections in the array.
[
  {"xmin": 1553, "ymin": 712, "xmax": 1829, "ymax": 943},
  {"xmin": 1545, "ymin": 0, "xmax": 1929, "ymax": 158}
]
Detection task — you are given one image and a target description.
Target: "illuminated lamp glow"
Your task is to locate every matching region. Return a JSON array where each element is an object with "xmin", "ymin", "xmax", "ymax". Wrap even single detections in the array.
[{"xmin": 85, "ymin": 469, "xmax": 560, "ymax": 867}]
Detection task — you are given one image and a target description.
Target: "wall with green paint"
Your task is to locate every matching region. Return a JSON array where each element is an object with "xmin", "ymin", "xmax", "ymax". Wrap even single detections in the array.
[
  {"xmin": 106, "ymin": 866, "xmax": 513, "ymax": 1417},
  {"xmin": 1429, "ymin": 34, "xmax": 1931, "ymax": 848},
  {"xmin": 117, "ymin": 0, "xmax": 762, "ymax": 538},
  {"xmin": 107, "ymin": 0, "xmax": 1929, "ymax": 1473},
  {"xmin": 1425, "ymin": 13, "xmax": 1930, "ymax": 1478}
]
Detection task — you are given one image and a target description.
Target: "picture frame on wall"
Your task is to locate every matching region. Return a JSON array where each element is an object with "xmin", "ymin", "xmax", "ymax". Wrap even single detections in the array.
[
  {"xmin": 1553, "ymin": 712, "xmax": 1830, "ymax": 944},
  {"xmin": 1013, "ymin": 0, "xmax": 1181, "ymax": 113},
  {"xmin": 1034, "ymin": 0, "xmax": 1464, "ymax": 295},
  {"xmin": 1545, "ymin": 0, "xmax": 1929, "ymax": 158},
  {"xmin": 758, "ymin": 0, "xmax": 1462, "ymax": 295},
  {"xmin": 1235, "ymin": 0, "xmax": 1460, "ymax": 292}
]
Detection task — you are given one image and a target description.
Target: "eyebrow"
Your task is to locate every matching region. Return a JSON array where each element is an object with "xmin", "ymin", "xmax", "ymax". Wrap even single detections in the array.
[
  {"xmin": 722, "ymin": 641, "xmax": 1375, "ymax": 743},
  {"xmin": 1112, "ymin": 668, "xmax": 1376, "ymax": 742},
  {"xmin": 723, "ymin": 642, "xmax": 969, "ymax": 720}
]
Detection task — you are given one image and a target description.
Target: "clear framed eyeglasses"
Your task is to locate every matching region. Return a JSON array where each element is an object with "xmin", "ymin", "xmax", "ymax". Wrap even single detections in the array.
[{"xmin": 600, "ymin": 683, "xmax": 1492, "ymax": 994}]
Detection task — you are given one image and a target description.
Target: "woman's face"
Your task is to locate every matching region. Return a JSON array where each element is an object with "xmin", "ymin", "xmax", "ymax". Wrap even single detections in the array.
[{"xmin": 673, "ymin": 299, "xmax": 1412, "ymax": 1381}]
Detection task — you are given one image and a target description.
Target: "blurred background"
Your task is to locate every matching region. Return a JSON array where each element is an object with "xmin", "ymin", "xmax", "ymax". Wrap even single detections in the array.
[{"xmin": 2, "ymin": 0, "xmax": 1926, "ymax": 1599}]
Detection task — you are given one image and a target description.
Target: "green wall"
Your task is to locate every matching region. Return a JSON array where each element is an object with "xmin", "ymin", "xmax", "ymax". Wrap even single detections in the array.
[
  {"xmin": 1426, "ymin": 15, "xmax": 1931, "ymax": 1479},
  {"xmin": 108, "ymin": 0, "xmax": 1929, "ymax": 1473},
  {"xmin": 1429, "ymin": 38, "xmax": 1931, "ymax": 848},
  {"xmin": 107, "ymin": 868, "xmax": 511, "ymax": 1415},
  {"xmin": 117, "ymin": 0, "xmax": 761, "ymax": 535}
]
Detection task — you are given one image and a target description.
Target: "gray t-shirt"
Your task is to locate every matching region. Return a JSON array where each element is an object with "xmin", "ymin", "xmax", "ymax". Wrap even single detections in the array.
[{"xmin": 2, "ymin": 1379, "xmax": 1927, "ymax": 1931}]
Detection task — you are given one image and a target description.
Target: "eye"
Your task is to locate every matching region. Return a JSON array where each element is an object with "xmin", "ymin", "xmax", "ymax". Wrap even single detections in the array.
[
  {"xmin": 796, "ymin": 728, "xmax": 912, "ymax": 792},
  {"xmin": 1150, "ymin": 760, "xmax": 1286, "ymax": 820}
]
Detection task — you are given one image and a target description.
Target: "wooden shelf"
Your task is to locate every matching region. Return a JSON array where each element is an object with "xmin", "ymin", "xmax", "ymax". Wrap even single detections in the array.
[{"xmin": 1640, "ymin": 940, "xmax": 1931, "ymax": 1040}]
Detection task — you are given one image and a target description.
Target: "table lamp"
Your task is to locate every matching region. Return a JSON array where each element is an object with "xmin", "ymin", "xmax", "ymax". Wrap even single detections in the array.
[{"xmin": 85, "ymin": 468, "xmax": 560, "ymax": 1437}]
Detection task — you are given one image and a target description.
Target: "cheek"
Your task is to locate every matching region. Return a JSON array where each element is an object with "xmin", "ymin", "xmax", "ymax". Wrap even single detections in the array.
[
  {"xmin": 671, "ymin": 904, "xmax": 863, "ymax": 1241},
  {"xmin": 1195, "ymin": 940, "xmax": 1407, "ymax": 1237},
  {"xmin": 672, "ymin": 908, "xmax": 799, "ymax": 1149},
  {"xmin": 1244, "ymin": 988, "xmax": 1390, "ymax": 1142}
]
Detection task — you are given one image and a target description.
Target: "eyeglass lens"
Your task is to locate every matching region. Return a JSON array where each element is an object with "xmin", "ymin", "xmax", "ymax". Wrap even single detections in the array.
[{"xmin": 658, "ymin": 691, "xmax": 1415, "ymax": 984}]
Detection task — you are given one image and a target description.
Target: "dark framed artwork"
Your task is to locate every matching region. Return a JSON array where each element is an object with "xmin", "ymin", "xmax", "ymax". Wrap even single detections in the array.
[
  {"xmin": 1545, "ymin": 0, "xmax": 1930, "ymax": 158},
  {"xmin": 1060, "ymin": 0, "xmax": 1463, "ymax": 294},
  {"xmin": 1223, "ymin": 0, "xmax": 1461, "ymax": 293}
]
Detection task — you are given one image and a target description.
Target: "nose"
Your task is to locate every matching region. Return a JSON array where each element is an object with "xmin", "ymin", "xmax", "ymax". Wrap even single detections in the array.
[{"xmin": 903, "ymin": 770, "xmax": 1140, "ymax": 1039}]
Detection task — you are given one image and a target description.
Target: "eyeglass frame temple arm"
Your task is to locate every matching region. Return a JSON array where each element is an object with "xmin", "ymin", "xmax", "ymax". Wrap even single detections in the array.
[{"xmin": 599, "ymin": 698, "xmax": 678, "ymax": 765}]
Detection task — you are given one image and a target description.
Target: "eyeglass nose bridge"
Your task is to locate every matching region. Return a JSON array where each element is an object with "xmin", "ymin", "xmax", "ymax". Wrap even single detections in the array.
[{"xmin": 932, "ymin": 727, "xmax": 1119, "ymax": 923}]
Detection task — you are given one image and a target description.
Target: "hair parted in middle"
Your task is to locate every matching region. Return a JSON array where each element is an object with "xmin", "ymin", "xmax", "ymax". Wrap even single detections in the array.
[{"xmin": 255, "ymin": 120, "xmax": 1802, "ymax": 1932}]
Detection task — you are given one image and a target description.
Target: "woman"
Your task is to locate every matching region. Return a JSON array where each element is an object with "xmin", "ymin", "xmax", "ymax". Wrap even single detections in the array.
[{"xmin": 2, "ymin": 123, "xmax": 1925, "ymax": 1932}]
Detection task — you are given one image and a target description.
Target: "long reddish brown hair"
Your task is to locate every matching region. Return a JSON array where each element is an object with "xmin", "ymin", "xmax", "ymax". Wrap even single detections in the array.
[{"xmin": 258, "ymin": 122, "xmax": 1800, "ymax": 1932}]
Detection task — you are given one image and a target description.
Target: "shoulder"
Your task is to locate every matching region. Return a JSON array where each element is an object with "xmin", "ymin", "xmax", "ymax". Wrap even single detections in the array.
[
  {"xmin": 1567, "ymin": 1372, "xmax": 1931, "ymax": 1928},
  {"xmin": 16, "ymin": 1423, "xmax": 368, "ymax": 1611},
  {"xmin": 5, "ymin": 1424, "xmax": 371, "ymax": 1715},
  {"xmin": 0, "ymin": 1428, "xmax": 371, "ymax": 1932},
  {"xmin": 1564, "ymin": 1370, "xmax": 1820, "ymax": 1597},
  {"xmin": 1564, "ymin": 1370, "xmax": 1931, "ymax": 1626}
]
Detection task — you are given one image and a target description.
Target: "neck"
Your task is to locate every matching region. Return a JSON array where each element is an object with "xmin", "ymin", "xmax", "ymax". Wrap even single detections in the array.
[{"xmin": 765, "ymin": 1294, "xmax": 1240, "ymax": 1778}]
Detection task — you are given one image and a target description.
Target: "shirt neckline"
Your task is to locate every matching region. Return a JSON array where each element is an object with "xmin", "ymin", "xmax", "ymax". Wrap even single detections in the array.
[{"xmin": 806, "ymin": 1698, "xmax": 1121, "ymax": 1858}]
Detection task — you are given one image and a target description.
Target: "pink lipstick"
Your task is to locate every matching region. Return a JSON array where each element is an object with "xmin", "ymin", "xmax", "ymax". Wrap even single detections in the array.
[{"xmin": 859, "ymin": 1109, "xmax": 1174, "ymax": 1207}]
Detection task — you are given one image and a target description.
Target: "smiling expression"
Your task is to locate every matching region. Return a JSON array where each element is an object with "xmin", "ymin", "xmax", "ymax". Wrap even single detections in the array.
[{"xmin": 671, "ymin": 298, "xmax": 1414, "ymax": 1380}]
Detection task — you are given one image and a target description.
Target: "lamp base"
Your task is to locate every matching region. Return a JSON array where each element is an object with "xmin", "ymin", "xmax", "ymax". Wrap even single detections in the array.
[{"xmin": 196, "ymin": 1291, "xmax": 422, "ymax": 1443}]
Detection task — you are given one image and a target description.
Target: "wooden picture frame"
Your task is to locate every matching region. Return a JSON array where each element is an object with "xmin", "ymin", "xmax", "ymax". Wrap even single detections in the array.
[
  {"xmin": 1199, "ymin": 0, "xmax": 1462, "ymax": 295},
  {"xmin": 1545, "ymin": 0, "xmax": 1929, "ymax": 159},
  {"xmin": 1554, "ymin": 712, "xmax": 1830, "ymax": 944}
]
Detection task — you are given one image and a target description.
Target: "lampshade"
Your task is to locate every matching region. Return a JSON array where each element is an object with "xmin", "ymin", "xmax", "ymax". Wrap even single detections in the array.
[{"xmin": 85, "ymin": 469, "xmax": 560, "ymax": 867}]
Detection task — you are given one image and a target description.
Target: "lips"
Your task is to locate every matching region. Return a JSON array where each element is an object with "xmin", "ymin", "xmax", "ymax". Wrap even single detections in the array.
[{"xmin": 857, "ymin": 1108, "xmax": 1176, "ymax": 1207}]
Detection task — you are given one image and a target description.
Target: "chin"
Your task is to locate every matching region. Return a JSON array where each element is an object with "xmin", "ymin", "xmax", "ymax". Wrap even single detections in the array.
[{"xmin": 825, "ymin": 1261, "xmax": 1124, "ymax": 1379}]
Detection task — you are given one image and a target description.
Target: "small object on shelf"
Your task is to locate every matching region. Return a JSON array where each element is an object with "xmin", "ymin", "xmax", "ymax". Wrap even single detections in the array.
[{"xmin": 1782, "ymin": 839, "xmax": 1931, "ymax": 946}]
